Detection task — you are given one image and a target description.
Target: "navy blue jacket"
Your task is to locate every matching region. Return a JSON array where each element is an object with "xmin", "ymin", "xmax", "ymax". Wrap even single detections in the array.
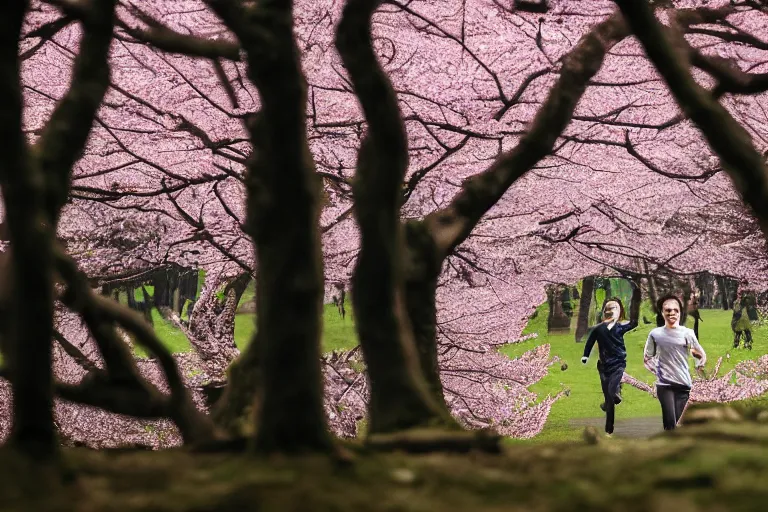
[{"xmin": 583, "ymin": 320, "xmax": 638, "ymax": 372}]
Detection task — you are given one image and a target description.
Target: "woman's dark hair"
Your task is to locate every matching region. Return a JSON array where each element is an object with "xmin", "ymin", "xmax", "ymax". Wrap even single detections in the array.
[
  {"xmin": 602, "ymin": 296, "xmax": 626, "ymax": 321},
  {"xmin": 656, "ymin": 294, "xmax": 686, "ymax": 327}
]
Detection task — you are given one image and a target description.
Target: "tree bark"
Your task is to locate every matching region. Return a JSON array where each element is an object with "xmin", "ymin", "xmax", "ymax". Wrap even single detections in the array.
[
  {"xmin": 210, "ymin": 334, "xmax": 261, "ymax": 437},
  {"xmin": 180, "ymin": 273, "xmax": 249, "ymax": 382},
  {"xmin": 336, "ymin": 0, "xmax": 455, "ymax": 434},
  {"xmin": 575, "ymin": 276, "xmax": 594, "ymax": 342},
  {"xmin": 402, "ymin": 223, "xmax": 457, "ymax": 423},
  {"xmin": 206, "ymin": 0, "xmax": 333, "ymax": 453},
  {"xmin": 629, "ymin": 276, "xmax": 642, "ymax": 326}
]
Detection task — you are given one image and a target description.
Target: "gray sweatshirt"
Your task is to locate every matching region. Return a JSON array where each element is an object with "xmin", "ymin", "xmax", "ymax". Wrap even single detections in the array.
[{"xmin": 644, "ymin": 325, "xmax": 706, "ymax": 388}]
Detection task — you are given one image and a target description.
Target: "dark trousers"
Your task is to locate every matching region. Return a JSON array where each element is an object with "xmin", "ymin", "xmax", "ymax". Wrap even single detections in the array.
[
  {"xmin": 598, "ymin": 361, "xmax": 624, "ymax": 434},
  {"xmin": 734, "ymin": 330, "xmax": 753, "ymax": 350},
  {"xmin": 656, "ymin": 383, "xmax": 691, "ymax": 430}
]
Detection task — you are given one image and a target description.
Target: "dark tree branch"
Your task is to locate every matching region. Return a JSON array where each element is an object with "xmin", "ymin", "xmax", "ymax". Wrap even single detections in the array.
[
  {"xmin": 117, "ymin": 6, "xmax": 241, "ymax": 61},
  {"xmin": 423, "ymin": 13, "xmax": 630, "ymax": 257},
  {"xmin": 52, "ymin": 329, "xmax": 100, "ymax": 373},
  {"xmin": 614, "ymin": 0, "xmax": 768, "ymax": 241},
  {"xmin": 36, "ymin": 0, "xmax": 118, "ymax": 224}
]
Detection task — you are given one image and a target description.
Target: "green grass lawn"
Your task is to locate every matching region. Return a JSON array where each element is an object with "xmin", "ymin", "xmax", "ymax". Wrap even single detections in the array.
[
  {"xmin": 113, "ymin": 282, "xmax": 768, "ymax": 443},
  {"xmin": 227, "ymin": 280, "xmax": 359, "ymax": 353},
  {"xmin": 234, "ymin": 302, "xmax": 358, "ymax": 353},
  {"xmin": 500, "ymin": 302, "xmax": 768, "ymax": 443},
  {"xmin": 117, "ymin": 284, "xmax": 359, "ymax": 356}
]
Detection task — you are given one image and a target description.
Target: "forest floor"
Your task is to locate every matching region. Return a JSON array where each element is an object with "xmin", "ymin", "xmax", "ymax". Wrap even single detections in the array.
[{"xmin": 2, "ymin": 401, "xmax": 768, "ymax": 512}]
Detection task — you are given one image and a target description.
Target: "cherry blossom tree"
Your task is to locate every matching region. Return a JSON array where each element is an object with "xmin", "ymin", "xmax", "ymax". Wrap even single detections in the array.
[{"xmin": 6, "ymin": 0, "xmax": 768, "ymax": 457}]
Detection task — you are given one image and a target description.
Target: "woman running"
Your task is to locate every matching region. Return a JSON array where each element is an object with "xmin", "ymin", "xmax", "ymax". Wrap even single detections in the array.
[
  {"xmin": 581, "ymin": 297, "xmax": 637, "ymax": 435},
  {"xmin": 644, "ymin": 294, "xmax": 706, "ymax": 430}
]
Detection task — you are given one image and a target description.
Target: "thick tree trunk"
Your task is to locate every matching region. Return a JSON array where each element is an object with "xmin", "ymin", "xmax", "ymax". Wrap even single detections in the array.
[
  {"xmin": 575, "ymin": 276, "xmax": 594, "ymax": 342},
  {"xmin": 4, "ymin": 243, "xmax": 56, "ymax": 459},
  {"xmin": 249, "ymin": 145, "xmax": 330, "ymax": 452},
  {"xmin": 400, "ymin": 223, "xmax": 457, "ymax": 424},
  {"xmin": 201, "ymin": 1, "xmax": 333, "ymax": 454},
  {"xmin": 0, "ymin": 2, "xmax": 57, "ymax": 459},
  {"xmin": 336, "ymin": 0, "xmax": 455, "ymax": 435},
  {"xmin": 231, "ymin": 5, "xmax": 332, "ymax": 453},
  {"xmin": 178, "ymin": 273, "xmax": 249, "ymax": 382}
]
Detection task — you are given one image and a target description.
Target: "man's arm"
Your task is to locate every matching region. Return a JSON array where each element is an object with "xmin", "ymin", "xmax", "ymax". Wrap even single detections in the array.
[
  {"xmin": 582, "ymin": 327, "xmax": 599, "ymax": 363},
  {"xmin": 690, "ymin": 330, "xmax": 707, "ymax": 367},
  {"xmin": 617, "ymin": 319, "xmax": 638, "ymax": 335},
  {"xmin": 643, "ymin": 332, "xmax": 656, "ymax": 363}
]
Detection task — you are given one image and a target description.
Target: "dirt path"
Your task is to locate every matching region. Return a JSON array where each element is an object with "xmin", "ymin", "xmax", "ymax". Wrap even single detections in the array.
[{"xmin": 569, "ymin": 416, "xmax": 663, "ymax": 438}]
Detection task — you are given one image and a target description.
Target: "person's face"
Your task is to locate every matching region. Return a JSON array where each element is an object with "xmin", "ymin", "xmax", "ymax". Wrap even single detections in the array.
[
  {"xmin": 603, "ymin": 301, "xmax": 621, "ymax": 320},
  {"xmin": 662, "ymin": 299, "xmax": 680, "ymax": 327}
]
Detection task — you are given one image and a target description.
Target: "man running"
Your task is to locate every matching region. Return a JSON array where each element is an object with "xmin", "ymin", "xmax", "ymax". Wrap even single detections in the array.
[
  {"xmin": 581, "ymin": 297, "xmax": 637, "ymax": 435},
  {"xmin": 644, "ymin": 294, "xmax": 707, "ymax": 430}
]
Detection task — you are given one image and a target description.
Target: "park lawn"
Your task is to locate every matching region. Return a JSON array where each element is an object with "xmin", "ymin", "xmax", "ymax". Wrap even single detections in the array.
[
  {"xmin": 134, "ymin": 308, "xmax": 194, "ymax": 358},
  {"xmin": 116, "ymin": 282, "xmax": 358, "ymax": 357},
  {"xmin": 500, "ymin": 301, "xmax": 768, "ymax": 443},
  {"xmin": 234, "ymin": 302, "xmax": 358, "ymax": 354},
  {"xmin": 116, "ymin": 283, "xmax": 768, "ymax": 444},
  {"xmin": 232, "ymin": 280, "xmax": 359, "ymax": 353}
]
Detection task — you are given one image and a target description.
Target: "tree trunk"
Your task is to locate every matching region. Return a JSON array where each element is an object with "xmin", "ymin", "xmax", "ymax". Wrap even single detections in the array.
[
  {"xmin": 629, "ymin": 276, "xmax": 641, "ymax": 326},
  {"xmin": 126, "ymin": 285, "xmax": 137, "ymax": 310},
  {"xmin": 645, "ymin": 264, "xmax": 659, "ymax": 313},
  {"xmin": 182, "ymin": 273, "xmax": 249, "ymax": 382},
  {"xmin": 717, "ymin": 276, "xmax": 730, "ymax": 310},
  {"xmin": 336, "ymin": 1, "xmax": 456, "ymax": 436},
  {"xmin": 210, "ymin": 334, "xmax": 261, "ymax": 437},
  {"xmin": 401, "ymin": 223, "xmax": 457, "ymax": 422},
  {"xmin": 547, "ymin": 285, "xmax": 570, "ymax": 334},
  {"xmin": 232, "ymin": 4, "xmax": 333, "ymax": 453},
  {"xmin": 3, "ymin": 245, "xmax": 57, "ymax": 459},
  {"xmin": 248, "ymin": 138, "xmax": 331, "ymax": 452},
  {"xmin": 0, "ymin": 2, "xmax": 57, "ymax": 459},
  {"xmin": 575, "ymin": 276, "xmax": 594, "ymax": 342}
]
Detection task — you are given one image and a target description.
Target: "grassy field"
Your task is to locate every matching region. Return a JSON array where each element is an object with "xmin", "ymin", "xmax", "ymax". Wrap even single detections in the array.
[
  {"xmin": 117, "ymin": 281, "xmax": 768, "ymax": 443},
  {"xmin": 500, "ymin": 301, "xmax": 768, "ymax": 443},
  {"xmin": 233, "ymin": 305, "xmax": 358, "ymax": 353},
  {"xmin": 117, "ymin": 283, "xmax": 359, "ymax": 356}
]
